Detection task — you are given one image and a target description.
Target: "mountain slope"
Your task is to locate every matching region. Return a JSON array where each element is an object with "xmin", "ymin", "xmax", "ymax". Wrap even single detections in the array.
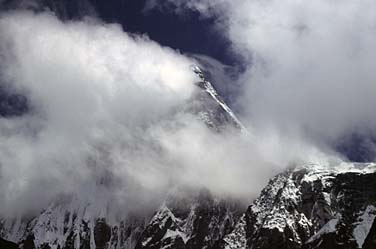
[
  {"xmin": 245, "ymin": 163, "xmax": 376, "ymax": 249},
  {"xmin": 0, "ymin": 67, "xmax": 247, "ymax": 249},
  {"xmin": 1, "ymin": 68, "xmax": 376, "ymax": 249},
  {"xmin": 135, "ymin": 188, "xmax": 244, "ymax": 249}
]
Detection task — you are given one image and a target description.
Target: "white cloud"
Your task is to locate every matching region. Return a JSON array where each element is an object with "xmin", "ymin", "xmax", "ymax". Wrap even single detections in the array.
[
  {"xmin": 0, "ymin": 10, "xmax": 296, "ymax": 218},
  {"xmin": 149, "ymin": 0, "xmax": 376, "ymax": 145},
  {"xmin": 3, "ymin": 1, "xmax": 367, "ymax": 218},
  {"xmin": 0, "ymin": 11, "xmax": 198, "ymax": 216}
]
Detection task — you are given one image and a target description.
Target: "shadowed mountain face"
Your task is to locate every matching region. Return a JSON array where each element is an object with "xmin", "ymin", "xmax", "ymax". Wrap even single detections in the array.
[{"xmin": 0, "ymin": 237, "xmax": 19, "ymax": 249}]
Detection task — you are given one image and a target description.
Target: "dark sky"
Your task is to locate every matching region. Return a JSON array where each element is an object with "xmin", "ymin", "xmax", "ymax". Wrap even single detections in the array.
[
  {"xmin": 0, "ymin": 0, "xmax": 236, "ymax": 65},
  {"xmin": 91, "ymin": 0, "xmax": 235, "ymax": 66}
]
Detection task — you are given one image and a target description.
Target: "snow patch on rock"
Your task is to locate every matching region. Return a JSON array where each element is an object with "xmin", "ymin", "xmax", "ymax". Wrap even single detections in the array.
[{"xmin": 353, "ymin": 205, "xmax": 376, "ymax": 248}]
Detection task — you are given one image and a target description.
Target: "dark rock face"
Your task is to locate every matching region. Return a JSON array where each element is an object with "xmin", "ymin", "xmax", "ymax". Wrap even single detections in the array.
[
  {"xmin": 136, "ymin": 189, "xmax": 244, "ymax": 249},
  {"xmin": 0, "ymin": 237, "xmax": 19, "ymax": 249},
  {"xmin": 94, "ymin": 219, "xmax": 111, "ymax": 249}
]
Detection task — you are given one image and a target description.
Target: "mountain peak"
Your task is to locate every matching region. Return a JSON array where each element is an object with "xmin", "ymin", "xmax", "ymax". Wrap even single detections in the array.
[{"xmin": 190, "ymin": 65, "xmax": 249, "ymax": 135}]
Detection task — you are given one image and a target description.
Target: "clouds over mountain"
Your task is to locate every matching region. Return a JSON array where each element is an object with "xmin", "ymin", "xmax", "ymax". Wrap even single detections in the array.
[
  {"xmin": 0, "ymin": 10, "xmax": 304, "ymax": 217},
  {"xmin": 2, "ymin": 0, "xmax": 375, "ymax": 218},
  {"xmin": 150, "ymin": 0, "xmax": 376, "ymax": 157}
]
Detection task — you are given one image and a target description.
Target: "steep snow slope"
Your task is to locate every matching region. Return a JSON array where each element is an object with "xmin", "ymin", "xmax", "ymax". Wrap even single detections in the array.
[{"xmin": 189, "ymin": 66, "xmax": 248, "ymax": 135}]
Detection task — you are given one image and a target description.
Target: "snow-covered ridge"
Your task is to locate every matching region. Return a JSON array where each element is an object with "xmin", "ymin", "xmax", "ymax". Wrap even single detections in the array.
[
  {"xmin": 191, "ymin": 65, "xmax": 249, "ymax": 135},
  {"xmin": 246, "ymin": 162, "xmax": 376, "ymax": 249},
  {"xmin": 0, "ymin": 192, "xmax": 149, "ymax": 249},
  {"xmin": 1, "ymin": 161, "xmax": 376, "ymax": 249}
]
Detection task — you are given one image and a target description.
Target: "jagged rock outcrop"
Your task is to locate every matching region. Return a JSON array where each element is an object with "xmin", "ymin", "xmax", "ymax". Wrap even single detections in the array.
[
  {"xmin": 136, "ymin": 189, "xmax": 244, "ymax": 249},
  {"xmin": 131, "ymin": 162, "xmax": 376, "ymax": 249},
  {"xmin": 2, "ymin": 163, "xmax": 375, "ymax": 249},
  {"xmin": 244, "ymin": 163, "xmax": 376, "ymax": 249}
]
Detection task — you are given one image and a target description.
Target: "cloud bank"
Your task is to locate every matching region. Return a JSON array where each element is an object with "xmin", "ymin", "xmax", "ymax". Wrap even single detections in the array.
[
  {"xmin": 149, "ymin": 0, "xmax": 376, "ymax": 155},
  {"xmin": 0, "ymin": 10, "xmax": 320, "ymax": 218},
  {"xmin": 0, "ymin": 10, "xmax": 198, "ymax": 216},
  {"xmin": 3, "ymin": 0, "xmax": 374, "ymax": 218}
]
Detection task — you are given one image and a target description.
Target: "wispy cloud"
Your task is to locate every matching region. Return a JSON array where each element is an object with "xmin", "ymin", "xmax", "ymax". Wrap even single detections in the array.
[{"xmin": 149, "ymin": 0, "xmax": 376, "ymax": 154}]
